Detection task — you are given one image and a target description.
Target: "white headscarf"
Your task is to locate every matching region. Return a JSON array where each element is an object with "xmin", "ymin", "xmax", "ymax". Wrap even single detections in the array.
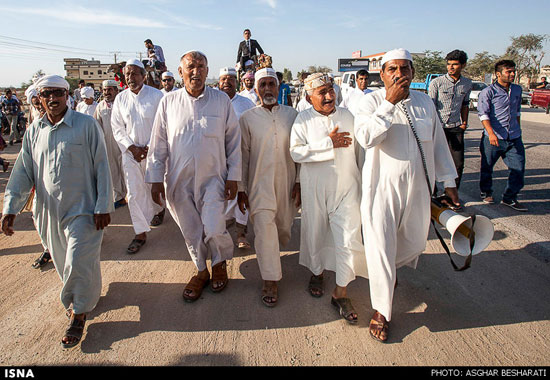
[
  {"xmin": 81, "ymin": 87, "xmax": 95, "ymax": 99},
  {"xmin": 25, "ymin": 85, "xmax": 38, "ymax": 103},
  {"xmin": 254, "ymin": 68, "xmax": 278, "ymax": 89},
  {"xmin": 34, "ymin": 74, "xmax": 70, "ymax": 90}
]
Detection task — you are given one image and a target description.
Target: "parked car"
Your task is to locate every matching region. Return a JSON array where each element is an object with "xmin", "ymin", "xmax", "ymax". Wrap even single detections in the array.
[{"xmin": 468, "ymin": 81, "xmax": 489, "ymax": 110}]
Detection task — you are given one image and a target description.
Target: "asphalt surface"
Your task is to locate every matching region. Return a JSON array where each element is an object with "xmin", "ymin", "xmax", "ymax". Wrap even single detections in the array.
[{"xmin": 0, "ymin": 105, "xmax": 548, "ymax": 367}]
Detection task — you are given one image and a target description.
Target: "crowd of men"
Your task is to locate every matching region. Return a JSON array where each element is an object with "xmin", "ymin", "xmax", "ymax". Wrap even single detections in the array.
[{"xmin": 0, "ymin": 34, "xmax": 528, "ymax": 348}]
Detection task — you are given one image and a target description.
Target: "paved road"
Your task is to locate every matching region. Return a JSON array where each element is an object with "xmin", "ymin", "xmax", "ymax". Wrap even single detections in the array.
[{"xmin": 0, "ymin": 106, "xmax": 548, "ymax": 366}]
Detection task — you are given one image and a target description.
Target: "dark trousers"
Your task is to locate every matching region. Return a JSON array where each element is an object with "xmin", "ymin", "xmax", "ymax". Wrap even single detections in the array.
[
  {"xmin": 479, "ymin": 134, "xmax": 525, "ymax": 202},
  {"xmin": 434, "ymin": 126, "xmax": 465, "ymax": 195}
]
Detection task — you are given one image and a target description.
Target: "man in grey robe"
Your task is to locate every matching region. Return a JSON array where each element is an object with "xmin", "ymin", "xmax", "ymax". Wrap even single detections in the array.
[{"xmin": 1, "ymin": 75, "xmax": 113, "ymax": 348}]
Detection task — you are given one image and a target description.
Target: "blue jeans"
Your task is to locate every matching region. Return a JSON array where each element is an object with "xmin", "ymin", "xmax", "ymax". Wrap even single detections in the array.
[{"xmin": 479, "ymin": 134, "xmax": 525, "ymax": 202}]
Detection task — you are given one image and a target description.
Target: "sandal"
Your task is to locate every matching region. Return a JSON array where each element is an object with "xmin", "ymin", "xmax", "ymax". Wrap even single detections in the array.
[
  {"xmin": 331, "ymin": 297, "xmax": 358, "ymax": 324},
  {"xmin": 61, "ymin": 313, "xmax": 86, "ymax": 349},
  {"xmin": 150, "ymin": 209, "xmax": 165, "ymax": 226},
  {"xmin": 126, "ymin": 239, "xmax": 146, "ymax": 254},
  {"xmin": 308, "ymin": 274, "xmax": 324, "ymax": 298},
  {"xmin": 211, "ymin": 261, "xmax": 228, "ymax": 292},
  {"xmin": 31, "ymin": 250, "xmax": 51, "ymax": 269},
  {"xmin": 183, "ymin": 275, "xmax": 210, "ymax": 302},
  {"xmin": 369, "ymin": 311, "xmax": 389, "ymax": 343},
  {"xmin": 261, "ymin": 283, "xmax": 278, "ymax": 308},
  {"xmin": 236, "ymin": 235, "xmax": 251, "ymax": 249}
]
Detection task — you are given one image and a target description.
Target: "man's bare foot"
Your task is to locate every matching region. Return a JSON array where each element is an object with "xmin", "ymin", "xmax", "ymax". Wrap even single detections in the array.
[{"xmin": 261, "ymin": 280, "xmax": 278, "ymax": 307}]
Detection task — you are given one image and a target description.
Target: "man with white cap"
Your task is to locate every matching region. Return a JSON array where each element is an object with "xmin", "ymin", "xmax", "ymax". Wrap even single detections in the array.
[
  {"xmin": 94, "ymin": 80, "xmax": 127, "ymax": 209},
  {"xmin": 237, "ymin": 67, "xmax": 300, "ymax": 307},
  {"xmin": 239, "ymin": 71, "xmax": 259, "ymax": 104},
  {"xmin": 111, "ymin": 58, "xmax": 165, "ymax": 255},
  {"xmin": 218, "ymin": 66, "xmax": 255, "ymax": 249},
  {"xmin": 354, "ymin": 48, "xmax": 459, "ymax": 342},
  {"xmin": 146, "ymin": 51, "xmax": 241, "ymax": 302},
  {"xmin": 1, "ymin": 74, "xmax": 113, "ymax": 348},
  {"xmin": 160, "ymin": 71, "xmax": 179, "ymax": 95},
  {"xmin": 290, "ymin": 73, "xmax": 367, "ymax": 324},
  {"xmin": 76, "ymin": 86, "xmax": 98, "ymax": 116}
]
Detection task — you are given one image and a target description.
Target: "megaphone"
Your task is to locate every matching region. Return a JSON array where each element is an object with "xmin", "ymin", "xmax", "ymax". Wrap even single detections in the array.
[{"xmin": 431, "ymin": 201, "xmax": 494, "ymax": 257}]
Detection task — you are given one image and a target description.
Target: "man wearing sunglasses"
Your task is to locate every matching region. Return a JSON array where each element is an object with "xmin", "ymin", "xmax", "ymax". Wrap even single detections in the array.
[
  {"xmin": 160, "ymin": 71, "xmax": 179, "ymax": 95},
  {"xmin": 1, "ymin": 74, "xmax": 114, "ymax": 349}
]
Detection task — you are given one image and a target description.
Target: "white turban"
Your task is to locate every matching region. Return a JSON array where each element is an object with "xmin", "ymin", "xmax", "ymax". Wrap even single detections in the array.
[
  {"xmin": 254, "ymin": 68, "xmax": 278, "ymax": 89},
  {"xmin": 219, "ymin": 67, "xmax": 237, "ymax": 78},
  {"xmin": 161, "ymin": 71, "xmax": 174, "ymax": 79},
  {"xmin": 126, "ymin": 58, "xmax": 145, "ymax": 70},
  {"xmin": 102, "ymin": 80, "xmax": 118, "ymax": 88},
  {"xmin": 34, "ymin": 74, "xmax": 70, "ymax": 90},
  {"xmin": 381, "ymin": 48, "xmax": 413, "ymax": 67},
  {"xmin": 25, "ymin": 85, "xmax": 38, "ymax": 103},
  {"xmin": 304, "ymin": 72, "xmax": 331, "ymax": 94},
  {"xmin": 81, "ymin": 87, "xmax": 95, "ymax": 99}
]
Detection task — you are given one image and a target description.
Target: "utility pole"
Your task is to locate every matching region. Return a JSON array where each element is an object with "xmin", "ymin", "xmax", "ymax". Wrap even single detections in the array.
[{"xmin": 110, "ymin": 51, "xmax": 121, "ymax": 64}]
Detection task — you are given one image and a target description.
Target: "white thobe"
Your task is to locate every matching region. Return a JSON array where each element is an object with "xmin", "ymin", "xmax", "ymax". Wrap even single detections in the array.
[
  {"xmin": 239, "ymin": 88, "xmax": 259, "ymax": 105},
  {"xmin": 76, "ymin": 101, "xmax": 98, "ymax": 117},
  {"xmin": 240, "ymin": 105, "xmax": 299, "ymax": 281},
  {"xmin": 161, "ymin": 87, "xmax": 179, "ymax": 95},
  {"xmin": 296, "ymin": 97, "xmax": 311, "ymax": 112},
  {"xmin": 224, "ymin": 93, "xmax": 256, "ymax": 226},
  {"xmin": 290, "ymin": 106, "xmax": 367, "ymax": 286},
  {"xmin": 145, "ymin": 87, "xmax": 241, "ymax": 271},
  {"xmin": 3, "ymin": 109, "xmax": 114, "ymax": 314},
  {"xmin": 339, "ymin": 87, "xmax": 374, "ymax": 169},
  {"xmin": 111, "ymin": 85, "xmax": 164, "ymax": 234},
  {"xmin": 354, "ymin": 88, "xmax": 457, "ymax": 321},
  {"xmin": 94, "ymin": 100, "xmax": 127, "ymax": 202}
]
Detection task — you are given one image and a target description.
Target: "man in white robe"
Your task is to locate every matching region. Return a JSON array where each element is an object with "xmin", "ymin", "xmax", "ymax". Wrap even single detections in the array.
[
  {"xmin": 238, "ymin": 68, "xmax": 300, "ymax": 307},
  {"xmin": 239, "ymin": 71, "xmax": 259, "ymax": 104},
  {"xmin": 219, "ymin": 66, "xmax": 255, "ymax": 249},
  {"xmin": 94, "ymin": 80, "xmax": 127, "ymax": 208},
  {"xmin": 111, "ymin": 59, "xmax": 165, "ymax": 255},
  {"xmin": 146, "ymin": 51, "xmax": 241, "ymax": 302},
  {"xmin": 160, "ymin": 71, "xmax": 179, "ymax": 95},
  {"xmin": 1, "ymin": 75, "xmax": 113, "ymax": 348},
  {"xmin": 340, "ymin": 69, "xmax": 372, "ymax": 115},
  {"xmin": 75, "ymin": 87, "xmax": 97, "ymax": 116},
  {"xmin": 290, "ymin": 73, "xmax": 368, "ymax": 323},
  {"xmin": 354, "ymin": 48, "xmax": 459, "ymax": 342}
]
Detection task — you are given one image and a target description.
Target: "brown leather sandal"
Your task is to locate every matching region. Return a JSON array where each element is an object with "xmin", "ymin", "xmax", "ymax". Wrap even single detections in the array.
[
  {"xmin": 369, "ymin": 311, "xmax": 389, "ymax": 343},
  {"xmin": 261, "ymin": 283, "xmax": 278, "ymax": 308},
  {"xmin": 183, "ymin": 275, "xmax": 210, "ymax": 302},
  {"xmin": 211, "ymin": 261, "xmax": 228, "ymax": 293}
]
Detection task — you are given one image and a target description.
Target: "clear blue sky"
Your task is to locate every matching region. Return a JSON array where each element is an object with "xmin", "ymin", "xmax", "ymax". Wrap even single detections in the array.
[{"xmin": 1, "ymin": 0, "xmax": 549, "ymax": 87}]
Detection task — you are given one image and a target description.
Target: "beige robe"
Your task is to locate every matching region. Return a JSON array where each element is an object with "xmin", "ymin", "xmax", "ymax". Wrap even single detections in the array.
[
  {"xmin": 94, "ymin": 99, "xmax": 127, "ymax": 202},
  {"xmin": 239, "ymin": 105, "xmax": 299, "ymax": 281}
]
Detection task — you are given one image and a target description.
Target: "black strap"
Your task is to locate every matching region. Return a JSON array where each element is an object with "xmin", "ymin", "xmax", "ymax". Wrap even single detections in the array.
[{"xmin": 399, "ymin": 102, "xmax": 472, "ymax": 271}]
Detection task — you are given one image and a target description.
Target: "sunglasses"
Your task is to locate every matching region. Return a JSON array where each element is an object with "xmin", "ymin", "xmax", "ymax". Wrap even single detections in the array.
[
  {"xmin": 39, "ymin": 89, "xmax": 66, "ymax": 98},
  {"xmin": 162, "ymin": 78, "xmax": 174, "ymax": 82}
]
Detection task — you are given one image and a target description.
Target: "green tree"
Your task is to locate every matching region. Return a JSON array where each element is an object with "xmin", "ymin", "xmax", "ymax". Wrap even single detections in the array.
[
  {"xmin": 412, "ymin": 50, "xmax": 446, "ymax": 81},
  {"xmin": 502, "ymin": 33, "xmax": 548, "ymax": 84},
  {"xmin": 463, "ymin": 51, "xmax": 499, "ymax": 80},
  {"xmin": 282, "ymin": 68, "xmax": 293, "ymax": 82},
  {"xmin": 20, "ymin": 69, "xmax": 46, "ymax": 90}
]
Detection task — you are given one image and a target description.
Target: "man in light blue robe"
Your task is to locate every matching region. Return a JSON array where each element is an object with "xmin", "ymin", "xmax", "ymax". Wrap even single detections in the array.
[{"xmin": 1, "ymin": 75, "xmax": 114, "ymax": 348}]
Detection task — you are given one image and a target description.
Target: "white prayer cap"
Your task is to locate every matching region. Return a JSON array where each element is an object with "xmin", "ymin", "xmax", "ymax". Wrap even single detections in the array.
[
  {"xmin": 25, "ymin": 85, "xmax": 38, "ymax": 103},
  {"xmin": 254, "ymin": 67, "xmax": 279, "ymax": 89},
  {"xmin": 34, "ymin": 74, "xmax": 70, "ymax": 90},
  {"xmin": 81, "ymin": 86, "xmax": 95, "ymax": 99},
  {"xmin": 161, "ymin": 71, "xmax": 175, "ymax": 79},
  {"xmin": 219, "ymin": 67, "xmax": 237, "ymax": 78},
  {"xmin": 304, "ymin": 72, "xmax": 331, "ymax": 94},
  {"xmin": 103, "ymin": 79, "xmax": 118, "ymax": 88},
  {"xmin": 126, "ymin": 58, "xmax": 145, "ymax": 70},
  {"xmin": 380, "ymin": 48, "xmax": 413, "ymax": 67}
]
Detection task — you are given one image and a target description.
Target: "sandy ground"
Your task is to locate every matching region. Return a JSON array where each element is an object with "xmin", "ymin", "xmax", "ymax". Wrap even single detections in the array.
[{"xmin": 0, "ymin": 108, "xmax": 549, "ymax": 367}]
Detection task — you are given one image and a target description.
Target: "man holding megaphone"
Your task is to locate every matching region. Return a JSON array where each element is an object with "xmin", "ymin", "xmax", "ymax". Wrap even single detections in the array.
[{"xmin": 354, "ymin": 48, "xmax": 460, "ymax": 343}]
